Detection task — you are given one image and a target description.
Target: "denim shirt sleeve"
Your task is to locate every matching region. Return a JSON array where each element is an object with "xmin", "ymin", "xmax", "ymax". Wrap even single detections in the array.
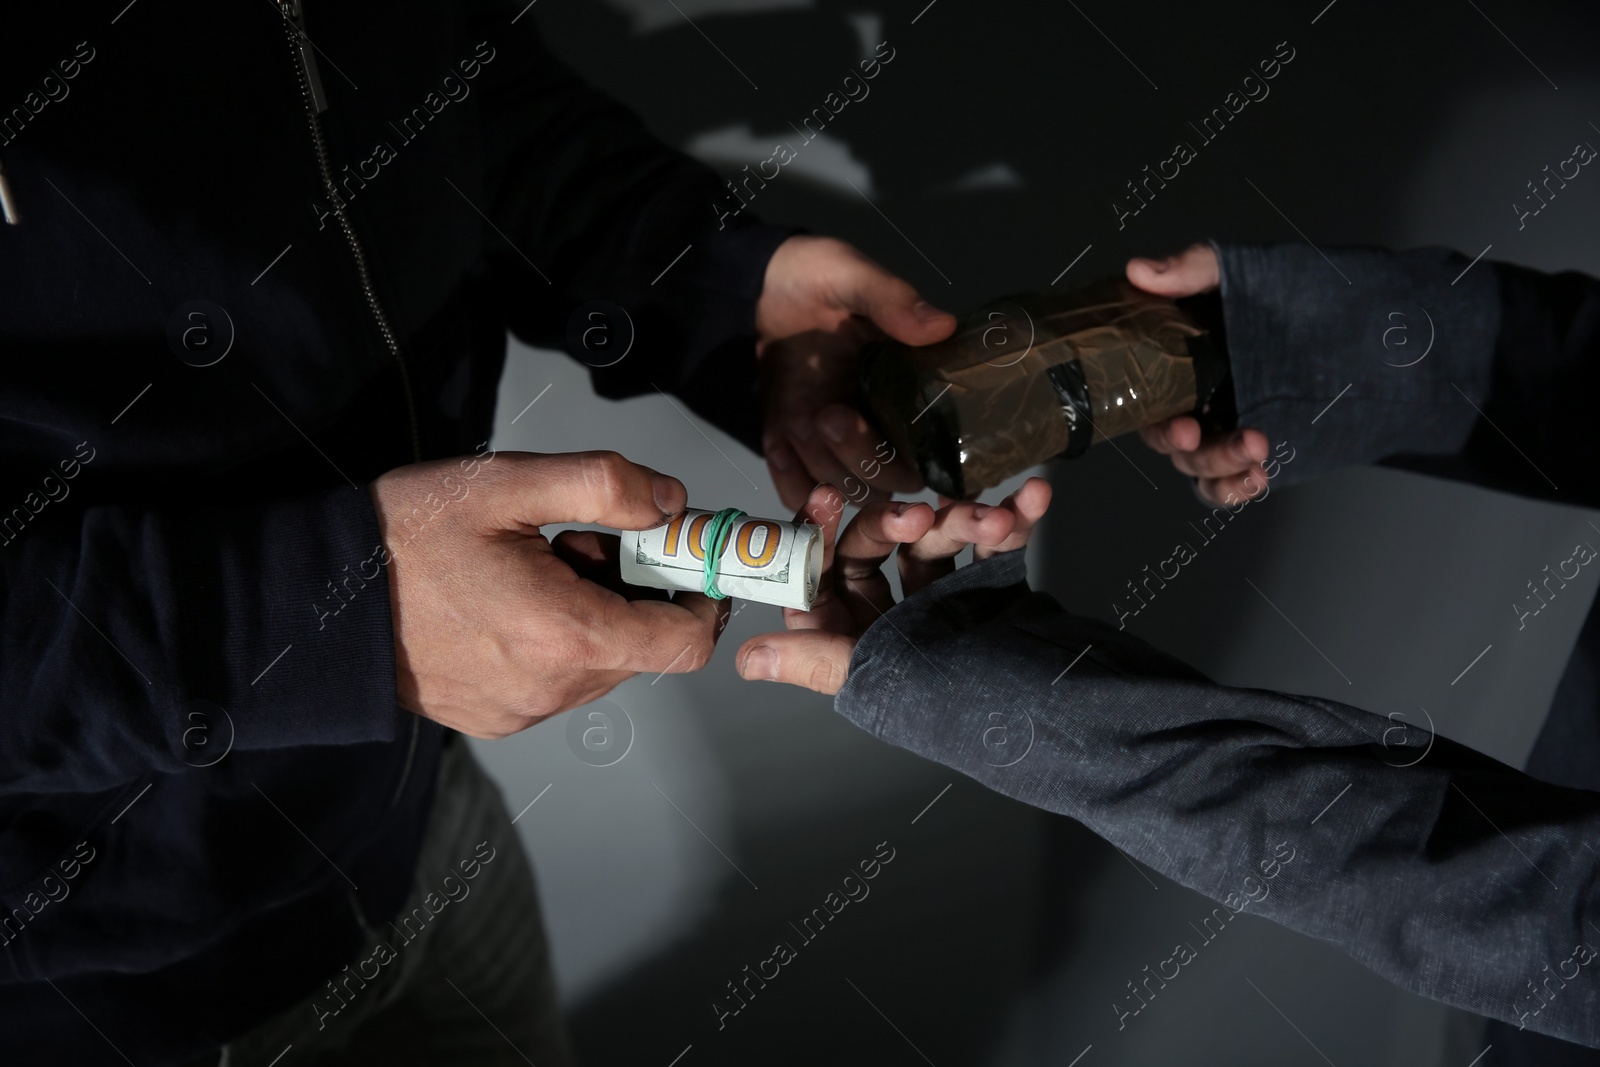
[
  {"xmin": 1212, "ymin": 242, "xmax": 1600, "ymax": 508},
  {"xmin": 837, "ymin": 550, "xmax": 1600, "ymax": 1047},
  {"xmin": 1212, "ymin": 242, "xmax": 1500, "ymax": 487}
]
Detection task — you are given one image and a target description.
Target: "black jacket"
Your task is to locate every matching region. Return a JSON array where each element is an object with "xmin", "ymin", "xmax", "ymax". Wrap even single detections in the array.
[{"xmin": 0, "ymin": 3, "xmax": 785, "ymax": 1063}]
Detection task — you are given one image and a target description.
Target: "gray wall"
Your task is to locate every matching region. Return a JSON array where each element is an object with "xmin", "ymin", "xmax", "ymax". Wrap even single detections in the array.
[{"xmin": 475, "ymin": 1, "xmax": 1600, "ymax": 1063}]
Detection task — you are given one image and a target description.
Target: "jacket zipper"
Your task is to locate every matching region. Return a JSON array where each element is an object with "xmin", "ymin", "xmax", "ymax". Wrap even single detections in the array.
[
  {"xmin": 277, "ymin": 1, "xmax": 425, "ymax": 836},
  {"xmin": 277, "ymin": 0, "xmax": 423, "ymax": 465}
]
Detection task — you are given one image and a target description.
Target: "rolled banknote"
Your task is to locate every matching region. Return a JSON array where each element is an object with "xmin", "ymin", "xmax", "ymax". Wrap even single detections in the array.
[{"xmin": 619, "ymin": 508, "xmax": 823, "ymax": 610}]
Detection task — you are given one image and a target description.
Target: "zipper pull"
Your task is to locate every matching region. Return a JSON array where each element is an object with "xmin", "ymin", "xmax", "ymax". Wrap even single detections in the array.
[
  {"xmin": 280, "ymin": 0, "xmax": 329, "ymax": 113},
  {"xmin": 0, "ymin": 158, "xmax": 19, "ymax": 224}
]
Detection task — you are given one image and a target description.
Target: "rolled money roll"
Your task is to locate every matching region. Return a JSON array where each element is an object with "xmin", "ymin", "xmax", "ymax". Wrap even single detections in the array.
[{"xmin": 619, "ymin": 509, "xmax": 823, "ymax": 610}]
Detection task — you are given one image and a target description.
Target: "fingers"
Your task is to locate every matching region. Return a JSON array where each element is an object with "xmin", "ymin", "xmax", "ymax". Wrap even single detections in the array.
[
  {"xmin": 899, "ymin": 500, "xmax": 1018, "ymax": 597},
  {"xmin": 1125, "ymin": 243, "xmax": 1221, "ymax": 298},
  {"xmin": 783, "ymin": 419, "xmax": 857, "ymax": 510},
  {"xmin": 831, "ymin": 243, "xmax": 957, "ymax": 347},
  {"xmin": 494, "ymin": 450, "xmax": 687, "ymax": 531},
  {"xmin": 785, "ymin": 484, "xmax": 856, "ymax": 634},
  {"xmin": 583, "ymin": 586, "xmax": 729, "ymax": 675},
  {"xmin": 559, "ymin": 673, "xmax": 635, "ymax": 717},
  {"xmin": 1139, "ymin": 416, "xmax": 1203, "ymax": 455},
  {"xmin": 670, "ymin": 589, "xmax": 733, "ymax": 650},
  {"xmin": 797, "ymin": 483, "xmax": 849, "ymax": 573},
  {"xmin": 551, "ymin": 529, "xmax": 653, "ymax": 599},
  {"xmin": 835, "ymin": 499, "xmax": 936, "ymax": 579},
  {"xmin": 770, "ymin": 407, "xmax": 922, "ymax": 511},
  {"xmin": 764, "ymin": 436, "xmax": 815, "ymax": 513},
  {"xmin": 1165, "ymin": 428, "xmax": 1268, "ymax": 480},
  {"xmin": 550, "ymin": 529, "xmax": 619, "ymax": 574},
  {"xmin": 1150, "ymin": 426, "xmax": 1271, "ymax": 506},
  {"xmin": 736, "ymin": 632, "xmax": 858, "ymax": 695},
  {"xmin": 814, "ymin": 405, "xmax": 924, "ymax": 496},
  {"xmin": 1141, "ymin": 421, "xmax": 1272, "ymax": 506},
  {"xmin": 829, "ymin": 499, "xmax": 935, "ymax": 623},
  {"xmin": 1197, "ymin": 468, "xmax": 1272, "ymax": 508},
  {"xmin": 975, "ymin": 477, "xmax": 1053, "ymax": 560}
]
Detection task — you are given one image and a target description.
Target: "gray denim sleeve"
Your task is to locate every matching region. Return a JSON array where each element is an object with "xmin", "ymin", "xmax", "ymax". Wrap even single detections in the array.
[
  {"xmin": 836, "ymin": 551, "xmax": 1600, "ymax": 1047},
  {"xmin": 1211, "ymin": 242, "xmax": 1500, "ymax": 488}
]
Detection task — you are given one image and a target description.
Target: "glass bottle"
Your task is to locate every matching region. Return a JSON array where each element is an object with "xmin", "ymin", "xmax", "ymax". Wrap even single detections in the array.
[{"xmin": 860, "ymin": 278, "xmax": 1230, "ymax": 498}]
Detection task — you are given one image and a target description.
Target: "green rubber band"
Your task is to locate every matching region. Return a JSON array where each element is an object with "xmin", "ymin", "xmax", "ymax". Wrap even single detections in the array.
[{"xmin": 701, "ymin": 508, "xmax": 746, "ymax": 599}]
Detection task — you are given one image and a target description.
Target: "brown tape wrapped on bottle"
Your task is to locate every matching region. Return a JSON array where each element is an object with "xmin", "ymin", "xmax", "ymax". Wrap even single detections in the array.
[{"xmin": 862, "ymin": 279, "xmax": 1224, "ymax": 498}]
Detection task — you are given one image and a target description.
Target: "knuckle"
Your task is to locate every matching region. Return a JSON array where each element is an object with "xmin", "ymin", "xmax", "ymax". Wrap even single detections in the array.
[
  {"xmin": 681, "ymin": 633, "xmax": 716, "ymax": 673},
  {"xmin": 493, "ymin": 717, "xmax": 532, "ymax": 739},
  {"xmin": 806, "ymin": 654, "xmax": 845, "ymax": 695},
  {"xmin": 539, "ymin": 617, "xmax": 596, "ymax": 671},
  {"xmin": 582, "ymin": 450, "xmax": 631, "ymax": 503},
  {"xmin": 567, "ymin": 628, "xmax": 602, "ymax": 668},
  {"xmin": 535, "ymin": 574, "xmax": 584, "ymax": 620},
  {"xmin": 524, "ymin": 688, "xmax": 563, "ymax": 719}
]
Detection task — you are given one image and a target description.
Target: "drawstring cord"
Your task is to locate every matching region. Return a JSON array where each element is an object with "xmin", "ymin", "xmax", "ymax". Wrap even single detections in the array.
[{"xmin": 0, "ymin": 156, "xmax": 20, "ymax": 224}]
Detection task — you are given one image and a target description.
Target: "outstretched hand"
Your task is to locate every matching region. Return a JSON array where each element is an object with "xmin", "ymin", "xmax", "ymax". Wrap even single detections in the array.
[
  {"xmin": 1126, "ymin": 243, "xmax": 1269, "ymax": 506},
  {"xmin": 736, "ymin": 478, "xmax": 1052, "ymax": 694}
]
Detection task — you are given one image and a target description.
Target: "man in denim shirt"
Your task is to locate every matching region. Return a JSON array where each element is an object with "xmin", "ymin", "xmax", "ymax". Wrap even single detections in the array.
[{"xmin": 740, "ymin": 242, "xmax": 1600, "ymax": 1062}]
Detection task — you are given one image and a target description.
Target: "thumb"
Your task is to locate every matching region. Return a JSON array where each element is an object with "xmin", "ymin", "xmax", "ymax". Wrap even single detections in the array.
[
  {"xmin": 1126, "ymin": 242, "xmax": 1221, "ymax": 298},
  {"xmin": 838, "ymin": 254, "xmax": 957, "ymax": 347},
  {"xmin": 493, "ymin": 450, "xmax": 686, "ymax": 531},
  {"xmin": 737, "ymin": 632, "xmax": 857, "ymax": 695}
]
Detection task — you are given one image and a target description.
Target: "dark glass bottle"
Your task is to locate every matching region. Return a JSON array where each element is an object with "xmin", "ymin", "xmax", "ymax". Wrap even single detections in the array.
[{"xmin": 860, "ymin": 278, "xmax": 1231, "ymax": 498}]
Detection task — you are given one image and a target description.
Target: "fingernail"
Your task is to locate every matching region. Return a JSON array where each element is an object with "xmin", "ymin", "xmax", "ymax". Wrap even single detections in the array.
[
  {"xmin": 971, "ymin": 505, "xmax": 992, "ymax": 519},
  {"xmin": 892, "ymin": 501, "xmax": 915, "ymax": 515},
  {"xmin": 789, "ymin": 418, "xmax": 815, "ymax": 443},
  {"xmin": 913, "ymin": 300, "xmax": 948, "ymax": 323},
  {"xmin": 1145, "ymin": 257, "xmax": 1170, "ymax": 273},
  {"xmin": 768, "ymin": 444, "xmax": 794, "ymax": 473},
  {"xmin": 652, "ymin": 475, "xmax": 686, "ymax": 517},
  {"xmin": 819, "ymin": 409, "xmax": 855, "ymax": 444},
  {"xmin": 741, "ymin": 646, "xmax": 777, "ymax": 681}
]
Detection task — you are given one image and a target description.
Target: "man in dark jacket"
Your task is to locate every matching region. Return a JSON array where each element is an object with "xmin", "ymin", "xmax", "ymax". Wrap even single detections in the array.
[
  {"xmin": 741, "ymin": 240, "xmax": 1600, "ymax": 1062},
  {"xmin": 0, "ymin": 3, "xmax": 956, "ymax": 1064}
]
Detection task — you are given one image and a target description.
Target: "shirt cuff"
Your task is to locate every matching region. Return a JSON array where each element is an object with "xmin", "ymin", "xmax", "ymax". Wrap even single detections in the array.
[
  {"xmin": 1212, "ymin": 242, "xmax": 1501, "ymax": 486},
  {"xmin": 836, "ymin": 550, "xmax": 1031, "ymax": 738},
  {"xmin": 667, "ymin": 221, "xmax": 805, "ymax": 454},
  {"xmin": 694, "ymin": 221, "xmax": 804, "ymax": 302}
]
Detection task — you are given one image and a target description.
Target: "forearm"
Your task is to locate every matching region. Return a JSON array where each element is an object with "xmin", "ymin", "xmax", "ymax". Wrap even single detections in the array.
[
  {"xmin": 1216, "ymin": 242, "xmax": 1600, "ymax": 507},
  {"xmin": 1, "ymin": 486, "xmax": 403, "ymax": 795},
  {"xmin": 463, "ymin": 4, "xmax": 794, "ymax": 432},
  {"xmin": 1216, "ymin": 242, "xmax": 1496, "ymax": 484},
  {"xmin": 1399, "ymin": 261, "xmax": 1600, "ymax": 504},
  {"xmin": 837, "ymin": 552, "xmax": 1600, "ymax": 1046}
]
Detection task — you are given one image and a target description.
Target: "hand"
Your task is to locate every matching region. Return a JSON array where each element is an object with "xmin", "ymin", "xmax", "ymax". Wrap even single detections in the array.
[
  {"xmin": 370, "ymin": 450, "xmax": 728, "ymax": 738},
  {"xmin": 756, "ymin": 235, "xmax": 958, "ymax": 510},
  {"xmin": 735, "ymin": 478, "xmax": 1052, "ymax": 694},
  {"xmin": 1126, "ymin": 243, "xmax": 1269, "ymax": 506}
]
